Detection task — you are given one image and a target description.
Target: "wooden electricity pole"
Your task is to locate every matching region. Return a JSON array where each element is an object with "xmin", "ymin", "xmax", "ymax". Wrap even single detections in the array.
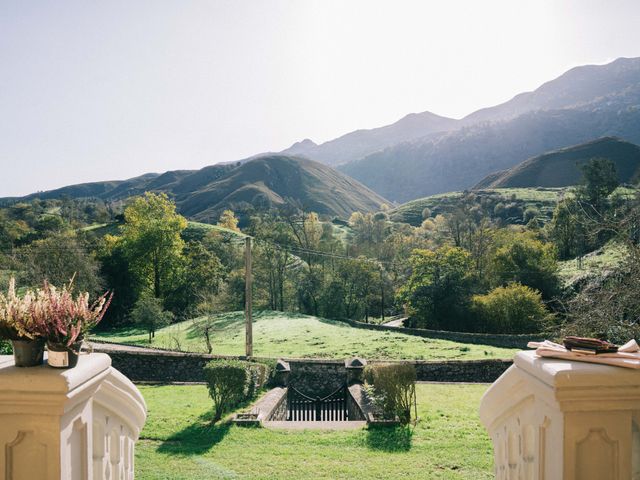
[{"xmin": 244, "ymin": 236, "xmax": 253, "ymax": 358}]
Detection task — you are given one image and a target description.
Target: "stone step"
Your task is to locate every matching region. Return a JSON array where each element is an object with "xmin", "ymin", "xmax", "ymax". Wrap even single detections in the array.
[{"xmin": 262, "ymin": 420, "xmax": 367, "ymax": 430}]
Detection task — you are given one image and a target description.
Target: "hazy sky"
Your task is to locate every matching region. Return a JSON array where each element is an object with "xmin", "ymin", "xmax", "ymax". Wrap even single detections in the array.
[{"xmin": 2, "ymin": 0, "xmax": 640, "ymax": 196}]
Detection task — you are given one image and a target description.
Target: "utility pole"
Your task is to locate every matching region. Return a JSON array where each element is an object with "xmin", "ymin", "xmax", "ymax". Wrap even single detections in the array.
[{"xmin": 245, "ymin": 236, "xmax": 253, "ymax": 358}]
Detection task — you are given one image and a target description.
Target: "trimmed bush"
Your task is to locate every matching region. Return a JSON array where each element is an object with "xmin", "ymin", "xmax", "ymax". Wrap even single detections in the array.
[
  {"xmin": 472, "ymin": 283, "xmax": 548, "ymax": 334},
  {"xmin": 203, "ymin": 360, "xmax": 249, "ymax": 422},
  {"xmin": 203, "ymin": 359, "xmax": 273, "ymax": 422},
  {"xmin": 364, "ymin": 363, "xmax": 417, "ymax": 424}
]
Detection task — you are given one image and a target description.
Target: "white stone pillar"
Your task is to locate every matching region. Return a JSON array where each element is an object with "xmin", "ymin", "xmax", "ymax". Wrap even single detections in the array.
[
  {"xmin": 0, "ymin": 353, "xmax": 146, "ymax": 480},
  {"xmin": 479, "ymin": 350, "xmax": 640, "ymax": 480}
]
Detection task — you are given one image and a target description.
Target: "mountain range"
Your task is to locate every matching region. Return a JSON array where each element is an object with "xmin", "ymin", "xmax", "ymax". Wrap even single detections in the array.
[
  {"xmin": 6, "ymin": 56, "xmax": 640, "ymax": 214},
  {"xmin": 337, "ymin": 57, "xmax": 640, "ymax": 201}
]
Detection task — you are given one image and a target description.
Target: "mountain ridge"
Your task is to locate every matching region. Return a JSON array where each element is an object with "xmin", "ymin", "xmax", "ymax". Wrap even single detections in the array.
[
  {"xmin": 338, "ymin": 57, "xmax": 640, "ymax": 201},
  {"xmin": 3, "ymin": 156, "xmax": 387, "ymax": 221}
]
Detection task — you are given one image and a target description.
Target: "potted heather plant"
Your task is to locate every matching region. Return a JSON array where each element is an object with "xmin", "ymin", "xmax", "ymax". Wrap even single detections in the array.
[
  {"xmin": 34, "ymin": 281, "xmax": 112, "ymax": 369},
  {"xmin": 0, "ymin": 279, "xmax": 45, "ymax": 367}
]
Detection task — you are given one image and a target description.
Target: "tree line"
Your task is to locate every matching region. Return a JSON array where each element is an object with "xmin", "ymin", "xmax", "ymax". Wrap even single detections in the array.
[{"xmin": 0, "ymin": 156, "xmax": 637, "ymax": 343}]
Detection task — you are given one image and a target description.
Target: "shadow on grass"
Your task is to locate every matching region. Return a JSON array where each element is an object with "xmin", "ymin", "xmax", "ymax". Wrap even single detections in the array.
[
  {"xmin": 157, "ymin": 413, "xmax": 233, "ymax": 456},
  {"xmin": 156, "ymin": 393, "xmax": 262, "ymax": 456},
  {"xmin": 92, "ymin": 326, "xmax": 148, "ymax": 338},
  {"xmin": 365, "ymin": 426, "xmax": 413, "ymax": 452}
]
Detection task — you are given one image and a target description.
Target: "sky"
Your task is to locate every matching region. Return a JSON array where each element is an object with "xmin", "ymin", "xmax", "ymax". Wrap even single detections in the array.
[{"xmin": 2, "ymin": 0, "xmax": 640, "ymax": 197}]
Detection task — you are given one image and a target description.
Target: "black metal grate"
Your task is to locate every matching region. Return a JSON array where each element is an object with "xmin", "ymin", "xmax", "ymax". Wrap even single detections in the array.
[{"xmin": 286, "ymin": 385, "xmax": 348, "ymax": 421}]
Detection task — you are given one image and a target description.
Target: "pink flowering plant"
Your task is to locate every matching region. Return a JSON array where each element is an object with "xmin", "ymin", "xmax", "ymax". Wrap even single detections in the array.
[
  {"xmin": 0, "ymin": 278, "xmax": 35, "ymax": 340},
  {"xmin": 33, "ymin": 281, "xmax": 112, "ymax": 347},
  {"xmin": 0, "ymin": 278, "xmax": 112, "ymax": 347}
]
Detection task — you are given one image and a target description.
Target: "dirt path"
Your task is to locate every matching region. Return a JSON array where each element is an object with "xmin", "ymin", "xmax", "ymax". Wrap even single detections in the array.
[
  {"xmin": 87, "ymin": 340, "xmax": 170, "ymax": 354},
  {"xmin": 381, "ymin": 317, "xmax": 407, "ymax": 328}
]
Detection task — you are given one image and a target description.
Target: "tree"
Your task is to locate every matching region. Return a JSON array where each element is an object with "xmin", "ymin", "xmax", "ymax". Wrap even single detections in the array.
[
  {"xmin": 165, "ymin": 242, "xmax": 224, "ymax": 317},
  {"xmin": 548, "ymin": 199, "xmax": 588, "ymax": 260},
  {"xmin": 398, "ymin": 246, "xmax": 472, "ymax": 330},
  {"xmin": 578, "ymin": 157, "xmax": 619, "ymax": 209},
  {"xmin": 562, "ymin": 255, "xmax": 640, "ymax": 344},
  {"xmin": 98, "ymin": 237, "xmax": 138, "ymax": 326},
  {"xmin": 20, "ymin": 232, "xmax": 104, "ymax": 295},
  {"xmin": 120, "ymin": 193, "xmax": 187, "ymax": 299},
  {"xmin": 251, "ymin": 216, "xmax": 295, "ymax": 311},
  {"xmin": 488, "ymin": 231, "xmax": 559, "ymax": 299},
  {"xmin": 0, "ymin": 210, "xmax": 29, "ymax": 249},
  {"xmin": 130, "ymin": 295, "xmax": 173, "ymax": 342},
  {"xmin": 217, "ymin": 210, "xmax": 240, "ymax": 232},
  {"xmin": 321, "ymin": 258, "xmax": 381, "ymax": 321}
]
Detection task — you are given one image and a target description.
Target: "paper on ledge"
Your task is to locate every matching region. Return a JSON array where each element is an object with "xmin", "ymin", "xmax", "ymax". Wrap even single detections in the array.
[{"xmin": 527, "ymin": 339, "xmax": 640, "ymax": 369}]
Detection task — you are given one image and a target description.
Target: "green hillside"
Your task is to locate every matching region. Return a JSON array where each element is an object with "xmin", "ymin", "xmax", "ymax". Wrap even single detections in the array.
[
  {"xmin": 93, "ymin": 310, "xmax": 517, "ymax": 360},
  {"xmin": 389, "ymin": 188, "xmax": 564, "ymax": 226},
  {"xmin": 474, "ymin": 137, "xmax": 640, "ymax": 189},
  {"xmin": 558, "ymin": 241, "xmax": 628, "ymax": 286}
]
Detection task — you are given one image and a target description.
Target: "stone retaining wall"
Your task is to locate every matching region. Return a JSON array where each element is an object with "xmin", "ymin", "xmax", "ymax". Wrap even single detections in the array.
[
  {"xmin": 335, "ymin": 318, "xmax": 536, "ymax": 349},
  {"xmin": 93, "ymin": 344, "xmax": 513, "ymax": 385}
]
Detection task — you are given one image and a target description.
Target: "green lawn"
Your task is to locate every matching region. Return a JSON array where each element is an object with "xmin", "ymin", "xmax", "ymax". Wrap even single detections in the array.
[
  {"xmin": 135, "ymin": 383, "xmax": 493, "ymax": 480},
  {"xmin": 94, "ymin": 311, "xmax": 517, "ymax": 360}
]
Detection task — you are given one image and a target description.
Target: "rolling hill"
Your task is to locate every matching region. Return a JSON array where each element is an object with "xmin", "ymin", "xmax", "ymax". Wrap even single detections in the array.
[
  {"xmin": 7, "ymin": 156, "xmax": 387, "ymax": 220},
  {"xmin": 175, "ymin": 155, "xmax": 388, "ymax": 221},
  {"xmin": 474, "ymin": 137, "xmax": 640, "ymax": 189},
  {"xmin": 93, "ymin": 310, "xmax": 517, "ymax": 360}
]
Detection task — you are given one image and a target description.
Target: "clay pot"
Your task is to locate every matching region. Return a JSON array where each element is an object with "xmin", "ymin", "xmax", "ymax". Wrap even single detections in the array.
[
  {"xmin": 47, "ymin": 341, "xmax": 83, "ymax": 369},
  {"xmin": 11, "ymin": 338, "xmax": 45, "ymax": 367}
]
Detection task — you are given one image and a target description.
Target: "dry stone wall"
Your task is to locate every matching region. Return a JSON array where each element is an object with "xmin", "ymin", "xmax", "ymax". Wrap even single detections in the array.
[{"xmin": 94, "ymin": 345, "xmax": 513, "ymax": 385}]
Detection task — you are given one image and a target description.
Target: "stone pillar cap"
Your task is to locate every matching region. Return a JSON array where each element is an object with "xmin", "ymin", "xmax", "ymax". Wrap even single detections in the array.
[
  {"xmin": 0, "ymin": 353, "xmax": 111, "ymax": 395},
  {"xmin": 345, "ymin": 357, "xmax": 367, "ymax": 369},
  {"xmin": 514, "ymin": 350, "xmax": 640, "ymax": 389},
  {"xmin": 275, "ymin": 359, "xmax": 291, "ymax": 372}
]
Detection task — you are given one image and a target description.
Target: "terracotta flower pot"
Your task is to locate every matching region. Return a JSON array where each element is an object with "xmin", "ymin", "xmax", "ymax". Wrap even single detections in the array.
[
  {"xmin": 11, "ymin": 338, "xmax": 45, "ymax": 367},
  {"xmin": 47, "ymin": 341, "xmax": 83, "ymax": 369}
]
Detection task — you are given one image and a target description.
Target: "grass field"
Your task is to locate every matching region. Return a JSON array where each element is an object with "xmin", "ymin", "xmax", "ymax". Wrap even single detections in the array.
[
  {"xmin": 135, "ymin": 383, "xmax": 493, "ymax": 480},
  {"xmin": 558, "ymin": 241, "xmax": 627, "ymax": 285},
  {"xmin": 94, "ymin": 311, "xmax": 517, "ymax": 360}
]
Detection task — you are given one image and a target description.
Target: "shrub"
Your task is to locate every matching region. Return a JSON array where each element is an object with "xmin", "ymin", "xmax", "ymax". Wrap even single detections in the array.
[
  {"xmin": 472, "ymin": 283, "xmax": 547, "ymax": 334},
  {"xmin": 203, "ymin": 359, "xmax": 273, "ymax": 422},
  {"xmin": 203, "ymin": 360, "xmax": 249, "ymax": 422},
  {"xmin": 245, "ymin": 361, "xmax": 274, "ymax": 398},
  {"xmin": 250, "ymin": 359, "xmax": 276, "ymax": 389},
  {"xmin": 364, "ymin": 363, "xmax": 417, "ymax": 424}
]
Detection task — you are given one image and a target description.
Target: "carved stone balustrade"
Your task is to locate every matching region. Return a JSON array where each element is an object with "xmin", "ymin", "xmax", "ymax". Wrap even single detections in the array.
[
  {"xmin": 479, "ymin": 350, "xmax": 640, "ymax": 480},
  {"xmin": 0, "ymin": 353, "xmax": 146, "ymax": 480}
]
